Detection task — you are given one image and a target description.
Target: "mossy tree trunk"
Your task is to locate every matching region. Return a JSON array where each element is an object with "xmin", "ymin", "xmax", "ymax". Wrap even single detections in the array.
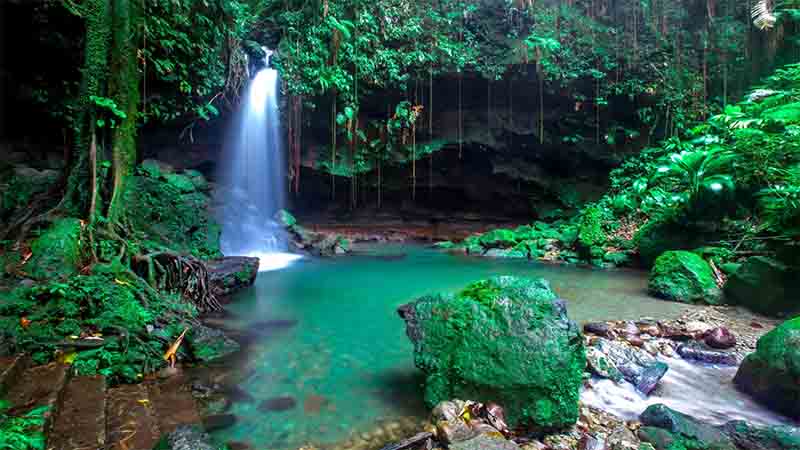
[
  {"xmin": 63, "ymin": 0, "xmax": 112, "ymax": 218},
  {"xmin": 108, "ymin": 0, "xmax": 140, "ymax": 222}
]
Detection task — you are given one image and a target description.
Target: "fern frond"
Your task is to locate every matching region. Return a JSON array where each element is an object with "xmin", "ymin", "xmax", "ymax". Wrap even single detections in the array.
[{"xmin": 752, "ymin": 0, "xmax": 777, "ymax": 30}]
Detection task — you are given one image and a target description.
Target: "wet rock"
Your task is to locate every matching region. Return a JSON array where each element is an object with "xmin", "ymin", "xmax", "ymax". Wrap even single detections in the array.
[
  {"xmin": 223, "ymin": 385, "xmax": 254, "ymax": 403},
  {"xmin": 187, "ymin": 325, "xmax": 240, "ymax": 363},
  {"xmin": 639, "ymin": 404, "xmax": 735, "ymax": 450},
  {"xmin": 676, "ymin": 343, "xmax": 737, "ymax": 366},
  {"xmin": 399, "ymin": 277, "xmax": 585, "ymax": 430},
  {"xmin": 589, "ymin": 339, "xmax": 667, "ymax": 395},
  {"xmin": 226, "ymin": 442, "xmax": 252, "ymax": 450},
  {"xmin": 721, "ymin": 420, "xmax": 800, "ymax": 450},
  {"xmin": 584, "ymin": 322, "xmax": 612, "ymax": 337},
  {"xmin": 635, "ymin": 362, "xmax": 669, "ymax": 395},
  {"xmin": 258, "ymin": 396, "xmax": 297, "ymax": 412},
  {"xmin": 432, "ymin": 400, "xmax": 479, "ymax": 444},
  {"xmin": 449, "ymin": 433, "xmax": 520, "ymax": 450},
  {"xmin": 579, "ymin": 435, "xmax": 607, "ymax": 450},
  {"xmin": 607, "ymin": 425, "xmax": 638, "ymax": 450},
  {"xmin": 153, "ymin": 425, "xmax": 217, "ymax": 450},
  {"xmin": 586, "ymin": 347, "xmax": 623, "ymax": 382},
  {"xmin": 734, "ymin": 317, "xmax": 800, "ymax": 419},
  {"xmin": 724, "ymin": 256, "xmax": 798, "ymax": 317},
  {"xmin": 207, "ymin": 257, "xmax": 259, "ymax": 298},
  {"xmin": 648, "ymin": 251, "xmax": 722, "ymax": 305},
  {"xmin": 202, "ymin": 413, "xmax": 237, "ymax": 431},
  {"xmin": 704, "ymin": 327, "xmax": 736, "ymax": 349}
]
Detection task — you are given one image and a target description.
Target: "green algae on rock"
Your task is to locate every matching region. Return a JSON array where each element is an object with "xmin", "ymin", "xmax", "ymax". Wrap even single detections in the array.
[
  {"xmin": 734, "ymin": 317, "xmax": 800, "ymax": 419},
  {"xmin": 26, "ymin": 218, "xmax": 83, "ymax": 280},
  {"xmin": 397, "ymin": 276, "xmax": 585, "ymax": 431},
  {"xmin": 648, "ymin": 251, "xmax": 722, "ymax": 305},
  {"xmin": 724, "ymin": 257, "xmax": 798, "ymax": 317}
]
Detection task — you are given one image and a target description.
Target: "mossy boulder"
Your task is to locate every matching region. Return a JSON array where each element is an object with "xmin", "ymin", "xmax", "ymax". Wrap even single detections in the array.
[
  {"xmin": 576, "ymin": 206, "xmax": 605, "ymax": 261},
  {"xmin": 724, "ymin": 257, "xmax": 798, "ymax": 316},
  {"xmin": 734, "ymin": 317, "xmax": 800, "ymax": 419},
  {"xmin": 478, "ymin": 229, "xmax": 518, "ymax": 249},
  {"xmin": 636, "ymin": 219, "xmax": 708, "ymax": 268},
  {"xmin": 188, "ymin": 324, "xmax": 240, "ymax": 363},
  {"xmin": 26, "ymin": 218, "xmax": 83, "ymax": 280},
  {"xmin": 397, "ymin": 276, "xmax": 585, "ymax": 431},
  {"xmin": 648, "ymin": 251, "xmax": 722, "ymax": 304}
]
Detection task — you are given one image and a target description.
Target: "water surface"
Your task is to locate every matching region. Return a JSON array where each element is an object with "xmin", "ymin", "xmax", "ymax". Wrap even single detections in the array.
[{"xmin": 213, "ymin": 244, "xmax": 693, "ymax": 449}]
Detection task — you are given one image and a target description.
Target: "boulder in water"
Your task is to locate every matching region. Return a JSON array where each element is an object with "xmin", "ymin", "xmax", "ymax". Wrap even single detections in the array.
[
  {"xmin": 207, "ymin": 256, "xmax": 259, "ymax": 298},
  {"xmin": 734, "ymin": 317, "xmax": 800, "ymax": 419},
  {"xmin": 648, "ymin": 251, "xmax": 722, "ymax": 304},
  {"xmin": 724, "ymin": 257, "xmax": 799, "ymax": 317},
  {"xmin": 587, "ymin": 338, "xmax": 668, "ymax": 395},
  {"xmin": 398, "ymin": 276, "xmax": 585, "ymax": 431},
  {"xmin": 639, "ymin": 404, "xmax": 800, "ymax": 450}
]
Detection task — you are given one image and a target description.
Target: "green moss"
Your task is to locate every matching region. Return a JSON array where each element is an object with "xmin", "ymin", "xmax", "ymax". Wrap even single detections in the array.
[
  {"xmin": 26, "ymin": 219, "xmax": 83, "ymax": 280},
  {"xmin": 734, "ymin": 317, "xmax": 800, "ymax": 418},
  {"xmin": 724, "ymin": 257, "xmax": 798, "ymax": 316},
  {"xmin": 648, "ymin": 251, "xmax": 722, "ymax": 304},
  {"xmin": 478, "ymin": 229, "xmax": 518, "ymax": 249},
  {"xmin": 406, "ymin": 276, "xmax": 585, "ymax": 431},
  {"xmin": 0, "ymin": 263, "xmax": 196, "ymax": 383}
]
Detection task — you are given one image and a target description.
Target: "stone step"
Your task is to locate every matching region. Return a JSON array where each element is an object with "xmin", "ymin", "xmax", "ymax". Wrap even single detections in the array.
[
  {"xmin": 48, "ymin": 375, "xmax": 107, "ymax": 450},
  {"xmin": 4, "ymin": 362, "xmax": 68, "ymax": 432},
  {"xmin": 0, "ymin": 354, "xmax": 29, "ymax": 395},
  {"xmin": 146, "ymin": 374, "xmax": 202, "ymax": 435},
  {"xmin": 106, "ymin": 384, "xmax": 161, "ymax": 450}
]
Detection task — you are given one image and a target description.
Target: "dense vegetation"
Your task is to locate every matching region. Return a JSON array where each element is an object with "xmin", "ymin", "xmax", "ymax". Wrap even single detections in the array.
[{"xmin": 1, "ymin": 0, "xmax": 799, "ymax": 438}]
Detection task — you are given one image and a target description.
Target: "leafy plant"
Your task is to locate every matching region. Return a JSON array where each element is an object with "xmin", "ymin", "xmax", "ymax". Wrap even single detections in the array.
[{"xmin": 0, "ymin": 400, "xmax": 48, "ymax": 450}]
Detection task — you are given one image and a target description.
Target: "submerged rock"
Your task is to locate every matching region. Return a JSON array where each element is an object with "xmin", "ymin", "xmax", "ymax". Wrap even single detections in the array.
[
  {"xmin": 398, "ymin": 276, "xmax": 585, "ymax": 430},
  {"xmin": 724, "ymin": 257, "xmax": 799, "ymax": 317},
  {"xmin": 648, "ymin": 251, "xmax": 722, "ymax": 305},
  {"xmin": 153, "ymin": 425, "xmax": 217, "ymax": 450},
  {"xmin": 734, "ymin": 317, "xmax": 800, "ymax": 419},
  {"xmin": 258, "ymin": 396, "xmax": 297, "ymax": 412},
  {"xmin": 187, "ymin": 325, "xmax": 240, "ymax": 363}
]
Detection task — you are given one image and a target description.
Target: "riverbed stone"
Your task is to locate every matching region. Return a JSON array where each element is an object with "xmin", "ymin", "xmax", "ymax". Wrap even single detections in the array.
[
  {"xmin": 648, "ymin": 251, "xmax": 722, "ymax": 305},
  {"xmin": 153, "ymin": 425, "xmax": 217, "ymax": 450},
  {"xmin": 734, "ymin": 317, "xmax": 800, "ymax": 419},
  {"xmin": 587, "ymin": 338, "xmax": 667, "ymax": 395},
  {"xmin": 676, "ymin": 343, "xmax": 737, "ymax": 365},
  {"xmin": 449, "ymin": 433, "xmax": 520, "ymax": 450},
  {"xmin": 704, "ymin": 327, "xmax": 736, "ymax": 349},
  {"xmin": 187, "ymin": 325, "xmax": 240, "ymax": 363},
  {"xmin": 639, "ymin": 404, "xmax": 735, "ymax": 450},
  {"xmin": 398, "ymin": 276, "xmax": 585, "ymax": 431},
  {"xmin": 724, "ymin": 257, "xmax": 798, "ymax": 317}
]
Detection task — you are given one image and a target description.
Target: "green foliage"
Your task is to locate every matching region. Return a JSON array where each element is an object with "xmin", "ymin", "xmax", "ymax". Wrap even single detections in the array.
[
  {"xmin": 0, "ymin": 400, "xmax": 48, "ymax": 450},
  {"xmin": 0, "ymin": 264, "xmax": 192, "ymax": 383}
]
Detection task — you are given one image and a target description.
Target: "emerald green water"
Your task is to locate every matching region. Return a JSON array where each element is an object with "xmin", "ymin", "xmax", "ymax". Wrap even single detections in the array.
[{"xmin": 212, "ymin": 244, "xmax": 691, "ymax": 449}]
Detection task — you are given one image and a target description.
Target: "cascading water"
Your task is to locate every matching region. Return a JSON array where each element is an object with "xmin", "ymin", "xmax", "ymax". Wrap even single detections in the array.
[{"xmin": 219, "ymin": 49, "xmax": 301, "ymax": 271}]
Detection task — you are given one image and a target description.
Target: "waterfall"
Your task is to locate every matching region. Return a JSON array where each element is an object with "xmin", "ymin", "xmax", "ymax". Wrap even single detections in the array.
[{"xmin": 219, "ymin": 48, "xmax": 301, "ymax": 271}]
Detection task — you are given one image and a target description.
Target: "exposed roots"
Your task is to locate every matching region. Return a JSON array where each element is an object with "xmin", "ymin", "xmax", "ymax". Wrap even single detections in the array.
[{"xmin": 132, "ymin": 251, "xmax": 222, "ymax": 312}]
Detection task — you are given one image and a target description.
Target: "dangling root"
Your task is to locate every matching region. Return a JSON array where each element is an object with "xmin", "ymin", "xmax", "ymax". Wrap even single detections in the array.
[{"xmin": 132, "ymin": 252, "xmax": 222, "ymax": 312}]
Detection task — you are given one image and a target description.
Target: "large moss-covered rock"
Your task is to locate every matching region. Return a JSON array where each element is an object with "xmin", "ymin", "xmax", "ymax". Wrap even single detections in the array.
[
  {"xmin": 26, "ymin": 218, "xmax": 83, "ymax": 280},
  {"xmin": 636, "ymin": 219, "xmax": 707, "ymax": 268},
  {"xmin": 724, "ymin": 257, "xmax": 798, "ymax": 316},
  {"xmin": 207, "ymin": 256, "xmax": 259, "ymax": 298},
  {"xmin": 649, "ymin": 251, "xmax": 722, "ymax": 304},
  {"xmin": 478, "ymin": 229, "xmax": 518, "ymax": 249},
  {"xmin": 734, "ymin": 317, "xmax": 800, "ymax": 419},
  {"xmin": 187, "ymin": 325, "xmax": 240, "ymax": 363},
  {"xmin": 397, "ymin": 276, "xmax": 585, "ymax": 431}
]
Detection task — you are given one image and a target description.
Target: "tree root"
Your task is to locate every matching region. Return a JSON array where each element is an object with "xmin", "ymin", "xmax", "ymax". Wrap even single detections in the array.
[{"xmin": 132, "ymin": 252, "xmax": 221, "ymax": 312}]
